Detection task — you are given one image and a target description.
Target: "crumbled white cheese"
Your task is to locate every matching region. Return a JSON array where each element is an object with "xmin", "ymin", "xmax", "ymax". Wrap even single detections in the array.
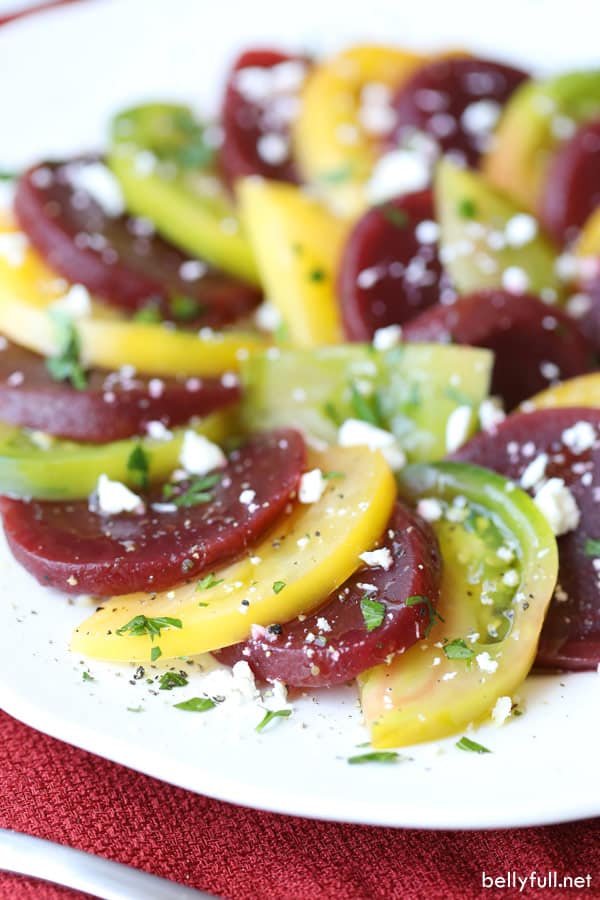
[
  {"xmin": 372, "ymin": 324, "xmax": 403, "ymax": 351},
  {"xmin": 502, "ymin": 266, "xmax": 529, "ymax": 294},
  {"xmin": 461, "ymin": 99, "xmax": 501, "ymax": 136},
  {"xmin": 257, "ymin": 133, "xmax": 289, "ymax": 165},
  {"xmin": 491, "ymin": 695, "xmax": 512, "ymax": 726},
  {"xmin": 146, "ymin": 420, "xmax": 173, "ymax": 441},
  {"xmin": 534, "ymin": 477, "xmax": 580, "ymax": 536},
  {"xmin": 359, "ymin": 547, "xmax": 393, "ymax": 570},
  {"xmin": 504, "ymin": 213, "xmax": 538, "ymax": 248},
  {"xmin": 95, "ymin": 474, "xmax": 143, "ymax": 516},
  {"xmin": 298, "ymin": 468, "xmax": 326, "ymax": 504},
  {"xmin": 415, "ymin": 219, "xmax": 440, "ymax": 245},
  {"xmin": 520, "ymin": 453, "xmax": 548, "ymax": 490},
  {"xmin": 0, "ymin": 232, "xmax": 28, "ymax": 267},
  {"xmin": 366, "ymin": 148, "xmax": 431, "ymax": 204},
  {"xmin": 239, "ymin": 489, "xmax": 256, "ymax": 506},
  {"xmin": 51, "ymin": 283, "xmax": 92, "ymax": 319},
  {"xmin": 417, "ymin": 497, "xmax": 444, "ymax": 522},
  {"xmin": 69, "ymin": 162, "xmax": 125, "ymax": 217},
  {"xmin": 562, "ymin": 421, "xmax": 596, "ymax": 455},
  {"xmin": 338, "ymin": 418, "xmax": 405, "ymax": 470},
  {"xmin": 479, "ymin": 397, "xmax": 505, "ymax": 432},
  {"xmin": 254, "ymin": 300, "xmax": 282, "ymax": 332},
  {"xmin": 179, "ymin": 260, "xmax": 207, "ymax": 281},
  {"xmin": 502, "ymin": 569, "xmax": 520, "ymax": 588},
  {"xmin": 476, "ymin": 651, "xmax": 498, "ymax": 674},
  {"xmin": 179, "ymin": 431, "xmax": 226, "ymax": 476},
  {"xmin": 445, "ymin": 405, "xmax": 472, "ymax": 453}
]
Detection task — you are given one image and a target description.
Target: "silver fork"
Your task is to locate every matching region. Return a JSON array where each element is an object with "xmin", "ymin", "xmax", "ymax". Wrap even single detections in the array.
[{"xmin": 0, "ymin": 828, "xmax": 216, "ymax": 899}]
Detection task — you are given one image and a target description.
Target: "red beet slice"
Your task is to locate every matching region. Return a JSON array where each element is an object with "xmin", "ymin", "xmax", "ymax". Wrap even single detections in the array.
[
  {"xmin": 219, "ymin": 49, "xmax": 307, "ymax": 186},
  {"xmin": 451, "ymin": 407, "xmax": 600, "ymax": 670},
  {"xmin": 339, "ymin": 190, "xmax": 454, "ymax": 340},
  {"xmin": 216, "ymin": 502, "xmax": 441, "ymax": 687},
  {"xmin": 14, "ymin": 159, "xmax": 261, "ymax": 324},
  {"xmin": 0, "ymin": 429, "xmax": 305, "ymax": 596},
  {"xmin": 387, "ymin": 56, "xmax": 528, "ymax": 167},
  {"xmin": 0, "ymin": 337, "xmax": 239, "ymax": 444},
  {"xmin": 403, "ymin": 289, "xmax": 592, "ymax": 410},
  {"xmin": 539, "ymin": 119, "xmax": 600, "ymax": 245}
]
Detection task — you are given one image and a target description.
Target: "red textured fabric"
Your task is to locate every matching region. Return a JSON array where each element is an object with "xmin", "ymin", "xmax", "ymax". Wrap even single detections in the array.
[
  {"xmin": 0, "ymin": 710, "xmax": 598, "ymax": 900},
  {"xmin": 0, "ymin": 4, "xmax": 599, "ymax": 900}
]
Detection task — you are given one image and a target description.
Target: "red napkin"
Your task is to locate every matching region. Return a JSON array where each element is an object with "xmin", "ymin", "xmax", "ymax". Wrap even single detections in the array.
[{"xmin": 0, "ymin": 709, "xmax": 598, "ymax": 900}]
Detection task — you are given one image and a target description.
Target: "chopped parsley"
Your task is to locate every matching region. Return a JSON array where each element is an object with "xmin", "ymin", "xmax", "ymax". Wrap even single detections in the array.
[
  {"xmin": 82, "ymin": 671, "xmax": 94, "ymax": 682},
  {"xmin": 164, "ymin": 472, "xmax": 221, "ymax": 507},
  {"xmin": 127, "ymin": 705, "xmax": 145, "ymax": 713},
  {"xmin": 151, "ymin": 646, "xmax": 162, "ymax": 662},
  {"xmin": 322, "ymin": 471, "xmax": 346, "ymax": 480},
  {"xmin": 127, "ymin": 444, "xmax": 149, "ymax": 490},
  {"xmin": 0, "ymin": 170, "xmax": 17, "ymax": 181},
  {"xmin": 308, "ymin": 268, "xmax": 326, "ymax": 283},
  {"xmin": 458, "ymin": 197, "xmax": 477, "ymax": 219},
  {"xmin": 115, "ymin": 614, "xmax": 183, "ymax": 641},
  {"xmin": 169, "ymin": 294, "xmax": 206, "ymax": 322},
  {"xmin": 405, "ymin": 595, "xmax": 444, "ymax": 638},
  {"xmin": 323, "ymin": 400, "xmax": 344, "ymax": 426},
  {"xmin": 46, "ymin": 312, "xmax": 87, "ymax": 390},
  {"xmin": 456, "ymin": 736, "xmax": 491, "ymax": 754},
  {"xmin": 360, "ymin": 595, "xmax": 386, "ymax": 632},
  {"xmin": 197, "ymin": 572, "xmax": 223, "ymax": 591},
  {"xmin": 255, "ymin": 708, "xmax": 292, "ymax": 732},
  {"xmin": 174, "ymin": 696, "xmax": 216, "ymax": 712},
  {"xmin": 349, "ymin": 381, "xmax": 385, "ymax": 428},
  {"xmin": 158, "ymin": 670, "xmax": 188, "ymax": 691},
  {"xmin": 378, "ymin": 204, "xmax": 409, "ymax": 228},
  {"xmin": 348, "ymin": 751, "xmax": 402, "ymax": 765},
  {"xmin": 132, "ymin": 302, "xmax": 162, "ymax": 323},
  {"xmin": 443, "ymin": 638, "xmax": 474, "ymax": 661},
  {"xmin": 585, "ymin": 538, "xmax": 600, "ymax": 557},
  {"xmin": 272, "ymin": 580, "xmax": 286, "ymax": 594}
]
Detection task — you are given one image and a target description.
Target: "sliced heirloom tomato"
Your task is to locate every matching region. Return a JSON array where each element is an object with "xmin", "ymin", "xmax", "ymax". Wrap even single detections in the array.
[
  {"xmin": 293, "ymin": 45, "xmax": 426, "ymax": 217},
  {"xmin": 242, "ymin": 343, "xmax": 492, "ymax": 462},
  {"xmin": 526, "ymin": 372, "xmax": 600, "ymax": 410},
  {"xmin": 1, "ymin": 430, "xmax": 305, "ymax": 595},
  {"xmin": 70, "ymin": 445, "xmax": 396, "ymax": 661},
  {"xmin": 339, "ymin": 190, "xmax": 453, "ymax": 340},
  {"xmin": 14, "ymin": 160, "xmax": 260, "ymax": 323},
  {"xmin": 217, "ymin": 501, "xmax": 442, "ymax": 687},
  {"xmin": 387, "ymin": 56, "xmax": 528, "ymax": 167},
  {"xmin": 0, "ymin": 221, "xmax": 266, "ymax": 376},
  {"xmin": 359, "ymin": 462, "xmax": 558, "ymax": 747},
  {"xmin": 108, "ymin": 104, "xmax": 259, "ymax": 284},
  {"xmin": 238, "ymin": 178, "xmax": 347, "ymax": 346},
  {"xmin": 0, "ymin": 409, "xmax": 234, "ymax": 500},
  {"xmin": 219, "ymin": 49, "xmax": 307, "ymax": 185},
  {"xmin": 452, "ymin": 408, "xmax": 600, "ymax": 670},
  {"xmin": 403, "ymin": 290, "xmax": 592, "ymax": 410},
  {"xmin": 435, "ymin": 159, "xmax": 563, "ymax": 301},
  {"xmin": 0, "ymin": 338, "xmax": 239, "ymax": 443}
]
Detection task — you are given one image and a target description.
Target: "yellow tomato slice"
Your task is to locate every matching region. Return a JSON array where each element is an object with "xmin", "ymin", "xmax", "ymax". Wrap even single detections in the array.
[
  {"xmin": 0, "ymin": 222, "xmax": 267, "ymax": 376},
  {"xmin": 238, "ymin": 178, "xmax": 347, "ymax": 347},
  {"xmin": 71, "ymin": 445, "xmax": 396, "ymax": 662},
  {"xmin": 293, "ymin": 45, "xmax": 426, "ymax": 218},
  {"xmin": 525, "ymin": 372, "xmax": 600, "ymax": 409}
]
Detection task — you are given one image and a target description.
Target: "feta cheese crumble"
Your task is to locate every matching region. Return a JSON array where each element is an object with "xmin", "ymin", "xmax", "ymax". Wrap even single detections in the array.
[
  {"xmin": 445, "ymin": 405, "xmax": 472, "ymax": 453},
  {"xmin": 491, "ymin": 695, "xmax": 513, "ymax": 726},
  {"xmin": 179, "ymin": 431, "xmax": 227, "ymax": 476},
  {"xmin": 338, "ymin": 418, "xmax": 405, "ymax": 470},
  {"xmin": 534, "ymin": 477, "xmax": 580, "ymax": 536},
  {"xmin": 476, "ymin": 651, "xmax": 498, "ymax": 674},
  {"xmin": 562, "ymin": 421, "xmax": 596, "ymax": 455},
  {"xmin": 372, "ymin": 324, "xmax": 403, "ymax": 351},
  {"xmin": 298, "ymin": 468, "xmax": 326, "ymax": 504},
  {"xmin": 95, "ymin": 474, "xmax": 143, "ymax": 516},
  {"xmin": 69, "ymin": 162, "xmax": 125, "ymax": 217},
  {"xmin": 359, "ymin": 547, "xmax": 393, "ymax": 570}
]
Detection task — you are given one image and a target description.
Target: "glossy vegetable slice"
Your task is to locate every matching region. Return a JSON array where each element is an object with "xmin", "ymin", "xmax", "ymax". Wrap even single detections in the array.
[
  {"xmin": 403, "ymin": 289, "xmax": 592, "ymax": 410},
  {"xmin": 538, "ymin": 119, "xmax": 600, "ymax": 245},
  {"xmin": 339, "ymin": 190, "xmax": 453, "ymax": 340},
  {"xmin": 70, "ymin": 445, "xmax": 397, "ymax": 661},
  {"xmin": 435, "ymin": 158, "xmax": 563, "ymax": 301},
  {"xmin": 483, "ymin": 70, "xmax": 600, "ymax": 211},
  {"xmin": 1, "ymin": 429, "xmax": 304, "ymax": 596},
  {"xmin": 238, "ymin": 178, "xmax": 347, "ymax": 346},
  {"xmin": 452, "ymin": 407, "xmax": 600, "ymax": 670},
  {"xmin": 0, "ymin": 223, "xmax": 266, "ymax": 376},
  {"xmin": 14, "ymin": 160, "xmax": 260, "ymax": 324},
  {"xmin": 217, "ymin": 501, "xmax": 442, "ymax": 686},
  {"xmin": 293, "ymin": 45, "xmax": 426, "ymax": 217},
  {"xmin": 242, "ymin": 343, "xmax": 492, "ymax": 461},
  {"xmin": 0, "ymin": 337, "xmax": 239, "ymax": 443},
  {"xmin": 0, "ymin": 408, "xmax": 234, "ymax": 500},
  {"xmin": 219, "ymin": 49, "xmax": 307, "ymax": 185},
  {"xmin": 108, "ymin": 104, "xmax": 259, "ymax": 284},
  {"xmin": 387, "ymin": 56, "xmax": 527, "ymax": 167},
  {"xmin": 526, "ymin": 372, "xmax": 600, "ymax": 410},
  {"xmin": 359, "ymin": 462, "xmax": 558, "ymax": 747}
]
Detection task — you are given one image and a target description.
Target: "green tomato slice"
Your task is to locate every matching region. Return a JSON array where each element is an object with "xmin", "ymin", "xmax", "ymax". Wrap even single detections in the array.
[
  {"xmin": 359, "ymin": 462, "xmax": 558, "ymax": 748},
  {"xmin": 241, "ymin": 343, "xmax": 492, "ymax": 462},
  {"xmin": 108, "ymin": 104, "xmax": 259, "ymax": 285},
  {"xmin": 0, "ymin": 408, "xmax": 235, "ymax": 500}
]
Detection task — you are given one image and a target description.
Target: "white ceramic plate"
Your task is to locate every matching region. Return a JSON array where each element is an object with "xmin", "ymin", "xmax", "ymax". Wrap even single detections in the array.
[{"xmin": 0, "ymin": 0, "xmax": 599, "ymax": 830}]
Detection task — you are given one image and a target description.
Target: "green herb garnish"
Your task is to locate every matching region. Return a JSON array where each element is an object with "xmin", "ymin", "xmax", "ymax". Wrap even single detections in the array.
[
  {"xmin": 174, "ymin": 696, "xmax": 216, "ymax": 712},
  {"xmin": 458, "ymin": 197, "xmax": 477, "ymax": 219},
  {"xmin": 127, "ymin": 444, "xmax": 149, "ymax": 490},
  {"xmin": 165, "ymin": 473, "xmax": 221, "ymax": 507},
  {"xmin": 46, "ymin": 312, "xmax": 87, "ymax": 390},
  {"xmin": 272, "ymin": 580, "xmax": 286, "ymax": 595},
  {"xmin": 308, "ymin": 268, "xmax": 326, "ymax": 283},
  {"xmin": 585, "ymin": 538, "xmax": 600, "ymax": 557},
  {"xmin": 378, "ymin": 205, "xmax": 409, "ymax": 228},
  {"xmin": 349, "ymin": 381, "xmax": 385, "ymax": 428},
  {"xmin": 255, "ymin": 708, "xmax": 292, "ymax": 732},
  {"xmin": 456, "ymin": 736, "xmax": 491, "ymax": 754},
  {"xmin": 360, "ymin": 595, "xmax": 386, "ymax": 632},
  {"xmin": 172, "ymin": 111, "xmax": 215, "ymax": 169},
  {"xmin": 197, "ymin": 573, "xmax": 223, "ymax": 591},
  {"xmin": 169, "ymin": 294, "xmax": 206, "ymax": 322},
  {"xmin": 443, "ymin": 638, "xmax": 475, "ymax": 661},
  {"xmin": 0, "ymin": 171, "xmax": 17, "ymax": 181},
  {"xmin": 348, "ymin": 751, "xmax": 402, "ymax": 765},
  {"xmin": 82, "ymin": 671, "xmax": 94, "ymax": 682},
  {"xmin": 159, "ymin": 670, "xmax": 188, "ymax": 691},
  {"xmin": 127, "ymin": 705, "xmax": 145, "ymax": 713},
  {"xmin": 405, "ymin": 595, "xmax": 444, "ymax": 638},
  {"xmin": 322, "ymin": 471, "xmax": 346, "ymax": 480},
  {"xmin": 323, "ymin": 400, "xmax": 344, "ymax": 426},
  {"xmin": 115, "ymin": 615, "xmax": 183, "ymax": 641},
  {"xmin": 151, "ymin": 646, "xmax": 162, "ymax": 662},
  {"xmin": 133, "ymin": 302, "xmax": 162, "ymax": 323}
]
